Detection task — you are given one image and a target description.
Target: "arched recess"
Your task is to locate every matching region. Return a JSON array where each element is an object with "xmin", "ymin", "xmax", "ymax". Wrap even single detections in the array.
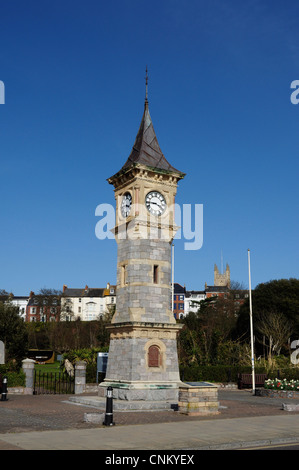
[{"xmin": 144, "ymin": 339, "xmax": 166, "ymax": 370}]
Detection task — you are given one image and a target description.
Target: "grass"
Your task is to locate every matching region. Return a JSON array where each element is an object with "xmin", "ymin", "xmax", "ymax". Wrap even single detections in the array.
[{"xmin": 34, "ymin": 361, "xmax": 63, "ymax": 374}]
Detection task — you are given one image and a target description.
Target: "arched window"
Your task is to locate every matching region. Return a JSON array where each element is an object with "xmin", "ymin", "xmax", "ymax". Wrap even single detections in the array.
[{"xmin": 148, "ymin": 345, "xmax": 161, "ymax": 368}]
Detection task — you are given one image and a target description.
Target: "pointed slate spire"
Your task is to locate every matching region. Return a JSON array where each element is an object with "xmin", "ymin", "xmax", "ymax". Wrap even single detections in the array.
[
  {"xmin": 120, "ymin": 102, "xmax": 183, "ymax": 176},
  {"xmin": 118, "ymin": 69, "xmax": 184, "ymax": 178}
]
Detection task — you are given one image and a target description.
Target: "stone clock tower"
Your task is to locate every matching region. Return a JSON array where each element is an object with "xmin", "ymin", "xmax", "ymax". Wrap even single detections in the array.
[{"xmin": 99, "ymin": 77, "xmax": 185, "ymax": 407}]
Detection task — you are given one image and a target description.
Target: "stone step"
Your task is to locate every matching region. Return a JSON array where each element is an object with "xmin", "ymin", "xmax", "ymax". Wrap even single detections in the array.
[{"xmin": 67, "ymin": 395, "xmax": 176, "ymax": 411}]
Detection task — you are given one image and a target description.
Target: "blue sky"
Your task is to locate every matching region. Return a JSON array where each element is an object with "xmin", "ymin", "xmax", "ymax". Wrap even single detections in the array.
[{"xmin": 0, "ymin": 0, "xmax": 298, "ymax": 295}]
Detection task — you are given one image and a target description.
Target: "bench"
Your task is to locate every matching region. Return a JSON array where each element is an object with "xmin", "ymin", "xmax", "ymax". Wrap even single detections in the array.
[{"xmin": 238, "ymin": 373, "xmax": 267, "ymax": 389}]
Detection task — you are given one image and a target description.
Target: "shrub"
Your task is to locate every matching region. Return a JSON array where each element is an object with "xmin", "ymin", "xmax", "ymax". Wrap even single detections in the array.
[
  {"xmin": 0, "ymin": 365, "xmax": 26, "ymax": 387},
  {"xmin": 264, "ymin": 378, "xmax": 299, "ymax": 391}
]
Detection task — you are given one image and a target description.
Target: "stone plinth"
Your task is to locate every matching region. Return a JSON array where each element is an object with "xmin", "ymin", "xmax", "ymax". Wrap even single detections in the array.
[
  {"xmin": 74, "ymin": 361, "xmax": 87, "ymax": 395},
  {"xmin": 98, "ymin": 381, "xmax": 179, "ymax": 403},
  {"xmin": 178, "ymin": 382, "xmax": 219, "ymax": 416},
  {"xmin": 99, "ymin": 319, "xmax": 182, "ymax": 409},
  {"xmin": 22, "ymin": 358, "xmax": 35, "ymax": 395}
]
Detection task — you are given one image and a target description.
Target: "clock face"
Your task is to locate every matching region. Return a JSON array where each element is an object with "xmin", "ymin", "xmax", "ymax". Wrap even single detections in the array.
[
  {"xmin": 121, "ymin": 192, "xmax": 132, "ymax": 218},
  {"xmin": 145, "ymin": 191, "xmax": 167, "ymax": 216}
]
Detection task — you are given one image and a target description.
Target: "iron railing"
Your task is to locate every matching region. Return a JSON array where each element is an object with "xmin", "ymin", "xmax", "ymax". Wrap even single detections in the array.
[{"xmin": 34, "ymin": 370, "xmax": 74, "ymax": 395}]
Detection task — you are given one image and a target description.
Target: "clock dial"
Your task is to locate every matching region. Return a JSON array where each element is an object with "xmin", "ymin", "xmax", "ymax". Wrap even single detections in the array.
[
  {"xmin": 145, "ymin": 191, "xmax": 166, "ymax": 216},
  {"xmin": 121, "ymin": 192, "xmax": 132, "ymax": 218}
]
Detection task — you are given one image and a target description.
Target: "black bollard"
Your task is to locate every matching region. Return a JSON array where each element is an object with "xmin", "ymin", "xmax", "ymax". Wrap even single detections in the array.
[
  {"xmin": 1, "ymin": 376, "xmax": 8, "ymax": 401},
  {"xmin": 103, "ymin": 386, "xmax": 115, "ymax": 426}
]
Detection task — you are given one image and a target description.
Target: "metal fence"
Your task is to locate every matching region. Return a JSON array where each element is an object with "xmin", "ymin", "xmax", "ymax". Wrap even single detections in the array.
[{"xmin": 34, "ymin": 370, "xmax": 74, "ymax": 395}]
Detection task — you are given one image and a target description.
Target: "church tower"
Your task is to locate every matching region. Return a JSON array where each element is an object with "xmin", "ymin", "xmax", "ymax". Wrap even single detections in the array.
[
  {"xmin": 99, "ymin": 72, "xmax": 185, "ymax": 405},
  {"xmin": 214, "ymin": 263, "xmax": 230, "ymax": 287}
]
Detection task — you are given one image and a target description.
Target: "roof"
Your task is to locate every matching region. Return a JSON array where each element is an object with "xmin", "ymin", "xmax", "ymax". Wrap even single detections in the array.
[
  {"xmin": 205, "ymin": 286, "xmax": 229, "ymax": 293},
  {"xmin": 62, "ymin": 288, "xmax": 105, "ymax": 298},
  {"xmin": 109, "ymin": 100, "xmax": 185, "ymax": 181},
  {"xmin": 10, "ymin": 296, "xmax": 29, "ymax": 300},
  {"xmin": 28, "ymin": 295, "xmax": 60, "ymax": 306},
  {"xmin": 185, "ymin": 291, "xmax": 205, "ymax": 298},
  {"xmin": 174, "ymin": 283, "xmax": 186, "ymax": 294}
]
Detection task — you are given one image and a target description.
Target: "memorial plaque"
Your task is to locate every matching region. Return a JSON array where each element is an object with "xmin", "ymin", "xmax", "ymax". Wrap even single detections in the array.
[{"xmin": 148, "ymin": 345, "xmax": 161, "ymax": 368}]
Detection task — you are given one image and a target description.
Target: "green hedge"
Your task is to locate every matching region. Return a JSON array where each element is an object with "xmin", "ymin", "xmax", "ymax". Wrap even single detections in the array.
[
  {"xmin": 179, "ymin": 365, "xmax": 263, "ymax": 383},
  {"xmin": 0, "ymin": 365, "xmax": 26, "ymax": 387},
  {"xmin": 266, "ymin": 368, "xmax": 299, "ymax": 381},
  {"xmin": 179, "ymin": 365, "xmax": 299, "ymax": 383}
]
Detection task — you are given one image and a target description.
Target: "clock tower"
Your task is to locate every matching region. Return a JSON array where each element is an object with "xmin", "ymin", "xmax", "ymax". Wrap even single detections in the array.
[{"xmin": 99, "ymin": 75, "xmax": 185, "ymax": 406}]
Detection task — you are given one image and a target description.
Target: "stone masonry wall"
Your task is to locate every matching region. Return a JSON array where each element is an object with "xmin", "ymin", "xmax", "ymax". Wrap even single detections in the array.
[
  {"xmin": 105, "ymin": 335, "xmax": 180, "ymax": 383},
  {"xmin": 178, "ymin": 385, "xmax": 219, "ymax": 415},
  {"xmin": 113, "ymin": 239, "xmax": 173, "ymax": 324}
]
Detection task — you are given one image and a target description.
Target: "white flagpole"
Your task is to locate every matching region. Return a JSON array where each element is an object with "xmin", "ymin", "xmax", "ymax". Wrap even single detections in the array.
[
  {"xmin": 172, "ymin": 243, "xmax": 174, "ymax": 315},
  {"xmin": 248, "ymin": 249, "xmax": 255, "ymax": 395}
]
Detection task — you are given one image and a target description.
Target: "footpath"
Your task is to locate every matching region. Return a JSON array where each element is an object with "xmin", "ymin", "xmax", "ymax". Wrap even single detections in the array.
[{"xmin": 0, "ymin": 388, "xmax": 299, "ymax": 450}]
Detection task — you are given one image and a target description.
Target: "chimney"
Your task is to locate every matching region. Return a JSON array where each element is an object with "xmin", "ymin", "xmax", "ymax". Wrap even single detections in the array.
[
  {"xmin": 29, "ymin": 291, "xmax": 34, "ymax": 298},
  {"xmin": 63, "ymin": 284, "xmax": 67, "ymax": 293}
]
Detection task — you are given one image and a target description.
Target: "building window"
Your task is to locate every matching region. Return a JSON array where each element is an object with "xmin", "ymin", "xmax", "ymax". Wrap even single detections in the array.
[
  {"xmin": 121, "ymin": 264, "xmax": 127, "ymax": 286},
  {"xmin": 153, "ymin": 265, "xmax": 159, "ymax": 284}
]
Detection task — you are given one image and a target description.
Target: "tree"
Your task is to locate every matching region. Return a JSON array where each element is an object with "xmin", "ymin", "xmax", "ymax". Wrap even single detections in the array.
[
  {"xmin": 178, "ymin": 290, "xmax": 241, "ymax": 366},
  {"xmin": 255, "ymin": 311, "xmax": 292, "ymax": 363},
  {"xmin": 236, "ymin": 278, "xmax": 299, "ymax": 337},
  {"xmin": 235, "ymin": 278, "xmax": 299, "ymax": 359},
  {"xmin": 0, "ymin": 300, "xmax": 28, "ymax": 366}
]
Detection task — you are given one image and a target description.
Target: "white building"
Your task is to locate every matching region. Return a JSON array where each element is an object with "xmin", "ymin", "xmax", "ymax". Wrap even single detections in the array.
[
  {"xmin": 10, "ymin": 295, "xmax": 29, "ymax": 320},
  {"xmin": 61, "ymin": 283, "xmax": 116, "ymax": 321},
  {"xmin": 184, "ymin": 290, "xmax": 206, "ymax": 316}
]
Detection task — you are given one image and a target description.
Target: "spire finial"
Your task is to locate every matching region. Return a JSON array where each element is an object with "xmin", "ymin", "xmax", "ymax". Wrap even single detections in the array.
[{"xmin": 145, "ymin": 66, "xmax": 149, "ymax": 103}]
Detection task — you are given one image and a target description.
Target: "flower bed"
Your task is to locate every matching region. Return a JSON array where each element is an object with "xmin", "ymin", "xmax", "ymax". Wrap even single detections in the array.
[{"xmin": 264, "ymin": 378, "xmax": 299, "ymax": 391}]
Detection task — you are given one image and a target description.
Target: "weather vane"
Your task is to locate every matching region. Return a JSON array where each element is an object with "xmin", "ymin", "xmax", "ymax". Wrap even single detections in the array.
[{"xmin": 145, "ymin": 66, "xmax": 148, "ymax": 101}]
